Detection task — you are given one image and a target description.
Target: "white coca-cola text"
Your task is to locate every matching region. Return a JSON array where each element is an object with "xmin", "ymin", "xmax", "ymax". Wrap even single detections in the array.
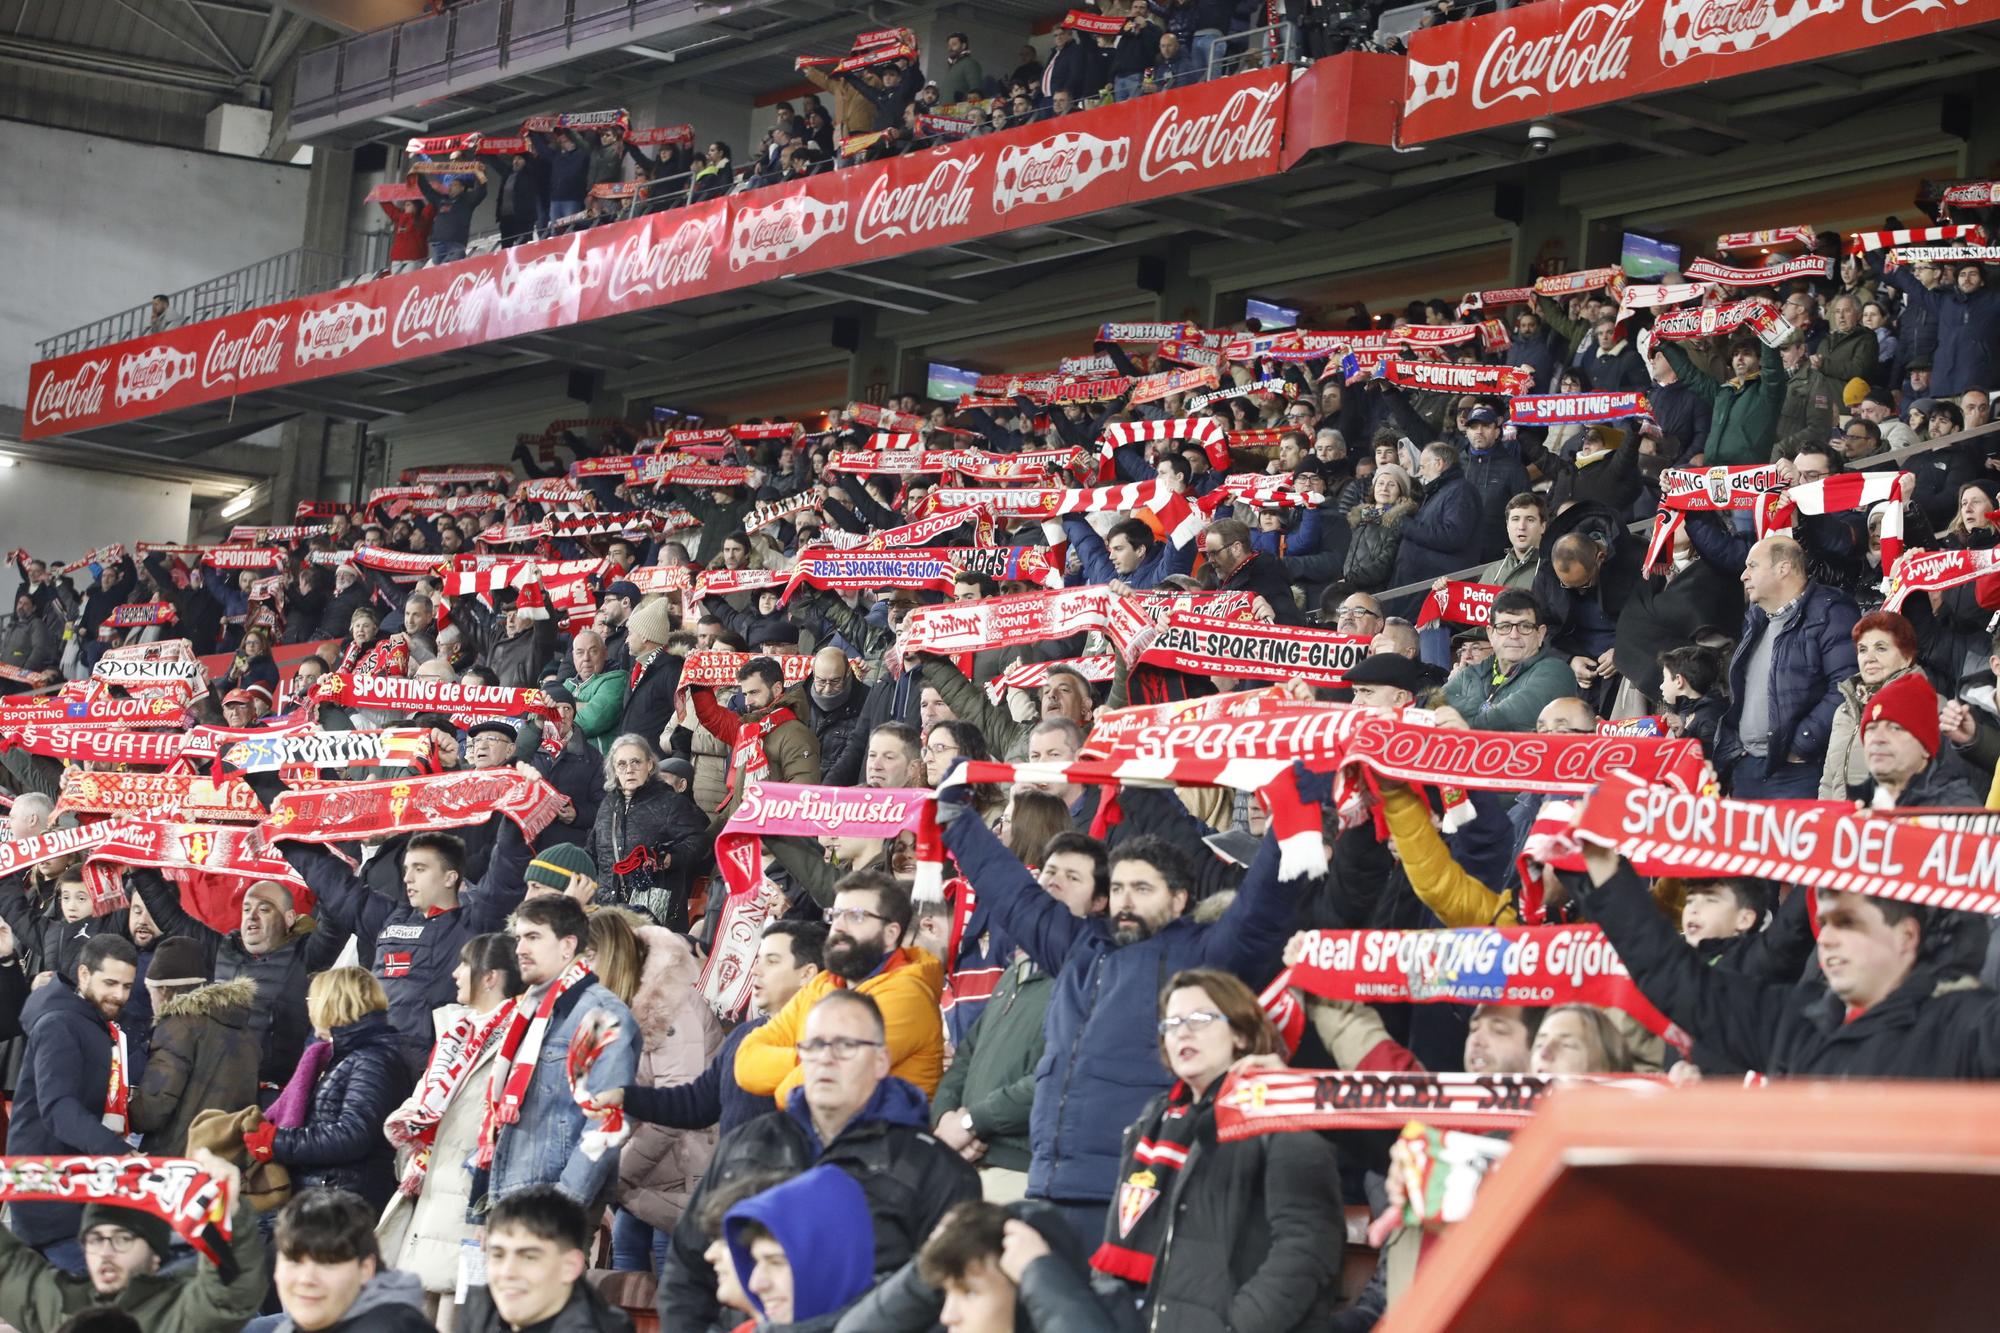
[
  {"xmin": 29, "ymin": 359, "xmax": 109, "ymax": 427},
  {"xmin": 607, "ymin": 217, "xmax": 719, "ymax": 300},
  {"xmin": 854, "ymin": 154, "xmax": 980, "ymax": 244},
  {"xmin": 1138, "ymin": 84, "xmax": 1282, "ymax": 181},
  {"xmin": 201, "ymin": 315, "xmax": 291, "ymax": 389},
  {"xmin": 1470, "ymin": 0, "xmax": 1641, "ymax": 110},
  {"xmin": 391, "ymin": 271, "xmax": 494, "ymax": 349}
]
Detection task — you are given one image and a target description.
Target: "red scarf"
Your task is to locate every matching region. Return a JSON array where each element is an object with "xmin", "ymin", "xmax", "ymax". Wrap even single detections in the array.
[
  {"xmin": 721, "ymin": 706, "xmax": 799, "ymax": 809},
  {"xmin": 1092, "ymin": 1080, "xmax": 1203, "ymax": 1285},
  {"xmin": 476, "ymin": 959, "xmax": 592, "ymax": 1167},
  {"xmin": 104, "ymin": 1022, "xmax": 130, "ymax": 1136}
]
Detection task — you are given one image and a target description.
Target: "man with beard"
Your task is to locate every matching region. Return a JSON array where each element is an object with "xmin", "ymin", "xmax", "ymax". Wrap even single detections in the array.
[
  {"xmin": 934, "ymin": 767, "xmax": 1319, "ymax": 1245},
  {"xmin": 735, "ymin": 872, "xmax": 945, "ymax": 1108},
  {"xmin": 9, "ymin": 935, "xmax": 139, "ymax": 1269}
]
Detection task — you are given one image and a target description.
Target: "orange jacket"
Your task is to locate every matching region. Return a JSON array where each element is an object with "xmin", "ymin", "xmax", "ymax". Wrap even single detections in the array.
[{"xmin": 735, "ymin": 946, "xmax": 945, "ymax": 1106}]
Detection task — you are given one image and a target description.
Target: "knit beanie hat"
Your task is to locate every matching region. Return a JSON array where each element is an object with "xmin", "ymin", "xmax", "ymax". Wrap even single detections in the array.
[
  {"xmin": 1863, "ymin": 672, "xmax": 1940, "ymax": 758},
  {"xmin": 627, "ymin": 596, "xmax": 673, "ymax": 650},
  {"xmin": 147, "ymin": 936, "xmax": 208, "ymax": 990},
  {"xmin": 1842, "ymin": 377, "xmax": 1870, "ymax": 408},
  {"xmin": 526, "ymin": 843, "xmax": 597, "ymax": 893},
  {"xmin": 80, "ymin": 1201, "xmax": 176, "ymax": 1261}
]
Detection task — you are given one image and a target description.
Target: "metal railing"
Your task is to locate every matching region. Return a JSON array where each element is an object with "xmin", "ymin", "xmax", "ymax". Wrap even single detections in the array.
[{"xmin": 38, "ymin": 248, "xmax": 355, "ymax": 361}]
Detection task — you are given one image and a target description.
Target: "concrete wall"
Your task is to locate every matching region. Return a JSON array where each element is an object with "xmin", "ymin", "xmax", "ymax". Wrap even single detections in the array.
[
  {"xmin": 0, "ymin": 461, "xmax": 191, "ymax": 561},
  {"xmin": 0, "ymin": 118, "xmax": 312, "ymax": 413}
]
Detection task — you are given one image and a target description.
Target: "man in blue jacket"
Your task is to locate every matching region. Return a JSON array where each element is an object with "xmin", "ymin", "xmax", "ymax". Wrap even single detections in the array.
[
  {"xmin": 934, "ymin": 764, "xmax": 1321, "ymax": 1245},
  {"xmin": 276, "ymin": 808, "xmax": 533, "ymax": 1075},
  {"xmin": 413, "ymin": 164, "xmax": 489, "ymax": 266},
  {"xmin": 1391, "ymin": 442, "xmax": 1483, "ymax": 597},
  {"xmin": 1885, "ymin": 258, "xmax": 2000, "ymax": 398},
  {"xmin": 9, "ymin": 934, "xmax": 139, "ymax": 1271},
  {"xmin": 1060, "ymin": 515, "xmax": 1196, "ymax": 590},
  {"xmin": 1716, "ymin": 535, "xmax": 1859, "ymax": 798}
]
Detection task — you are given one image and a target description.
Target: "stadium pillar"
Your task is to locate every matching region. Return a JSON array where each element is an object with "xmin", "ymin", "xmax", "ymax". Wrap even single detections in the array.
[
  {"xmin": 842, "ymin": 311, "xmax": 906, "ymax": 404},
  {"xmin": 1956, "ymin": 94, "xmax": 2000, "ymax": 179},
  {"xmin": 1505, "ymin": 169, "xmax": 1584, "ymax": 282},
  {"xmin": 269, "ymin": 147, "xmax": 358, "ymax": 521},
  {"xmin": 1152, "ymin": 237, "xmax": 1213, "ymax": 327}
]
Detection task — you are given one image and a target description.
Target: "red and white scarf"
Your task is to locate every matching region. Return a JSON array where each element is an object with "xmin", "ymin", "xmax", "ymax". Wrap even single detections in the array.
[
  {"xmin": 263, "ymin": 769, "xmax": 566, "ymax": 846},
  {"xmin": 1509, "ymin": 391, "xmax": 1649, "ymax": 426},
  {"xmin": 1214, "ymin": 1068, "xmax": 1666, "ymax": 1138},
  {"xmin": 1379, "ymin": 359, "xmax": 1534, "ymax": 396},
  {"xmin": 1534, "ymin": 265, "xmax": 1623, "ymax": 296},
  {"xmin": 476, "ymin": 959, "xmax": 593, "ymax": 1167},
  {"xmin": 722, "ymin": 707, "xmax": 801, "ymax": 808},
  {"xmin": 1882, "ymin": 547, "xmax": 2000, "ymax": 613},
  {"xmin": 1847, "ymin": 223, "xmax": 1986, "ymax": 254},
  {"xmin": 391, "ymin": 1004, "xmax": 511, "ymax": 1192},
  {"xmin": 1414, "ymin": 580, "xmax": 1504, "ymax": 628},
  {"xmin": 104, "ymin": 1023, "xmax": 130, "ymax": 1136},
  {"xmin": 1715, "ymin": 226, "xmax": 1815, "ymax": 251},
  {"xmin": 1684, "ymin": 255, "xmax": 1832, "ymax": 287},
  {"xmin": 0, "ymin": 1156, "xmax": 232, "ymax": 1265}
]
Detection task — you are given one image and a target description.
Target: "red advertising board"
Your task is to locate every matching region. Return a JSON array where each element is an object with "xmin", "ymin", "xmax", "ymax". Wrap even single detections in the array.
[
  {"xmin": 1398, "ymin": 0, "xmax": 2000, "ymax": 143},
  {"xmin": 24, "ymin": 67, "xmax": 1291, "ymax": 440}
]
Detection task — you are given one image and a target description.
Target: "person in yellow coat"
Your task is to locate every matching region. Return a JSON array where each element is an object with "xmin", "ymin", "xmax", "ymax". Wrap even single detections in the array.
[
  {"xmin": 1378, "ymin": 779, "xmax": 1521, "ymax": 928},
  {"xmin": 736, "ymin": 870, "xmax": 944, "ymax": 1106}
]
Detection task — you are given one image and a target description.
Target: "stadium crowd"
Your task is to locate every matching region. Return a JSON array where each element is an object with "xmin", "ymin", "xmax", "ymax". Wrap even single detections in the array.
[{"xmin": 0, "ymin": 172, "xmax": 1998, "ymax": 1333}]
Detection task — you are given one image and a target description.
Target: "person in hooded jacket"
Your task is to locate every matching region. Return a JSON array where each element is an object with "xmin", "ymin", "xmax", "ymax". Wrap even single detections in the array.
[
  {"xmin": 459, "ymin": 1185, "xmax": 634, "ymax": 1333},
  {"xmin": 660, "ymin": 990, "xmax": 980, "ymax": 1333},
  {"xmin": 801, "ymin": 648, "xmax": 868, "ymax": 779},
  {"xmin": 1390, "ymin": 442, "xmax": 1484, "ymax": 599},
  {"xmin": 246, "ymin": 967, "xmax": 416, "ymax": 1213},
  {"xmin": 590, "ymin": 736, "xmax": 709, "ymax": 930},
  {"xmin": 725, "ymin": 1166, "xmax": 878, "ymax": 1332},
  {"xmin": 271, "ymin": 1188, "xmax": 435, "ymax": 1333},
  {"xmin": 129, "ymin": 937, "xmax": 260, "ymax": 1156},
  {"xmin": 1885, "ymin": 258, "xmax": 2000, "ymax": 397}
]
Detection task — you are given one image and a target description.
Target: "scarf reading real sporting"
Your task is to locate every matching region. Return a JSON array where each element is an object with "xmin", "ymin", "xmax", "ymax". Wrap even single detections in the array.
[
  {"xmin": 1285, "ymin": 924, "xmax": 1689, "ymax": 1052},
  {"xmin": 476, "ymin": 958, "xmax": 594, "ymax": 1168},
  {"xmin": 0, "ymin": 1156, "xmax": 232, "ymax": 1267},
  {"xmin": 1212, "ymin": 1068, "xmax": 1667, "ymax": 1138},
  {"xmin": 1136, "ymin": 612, "xmax": 1371, "ymax": 687},
  {"xmin": 1508, "ymin": 391, "xmax": 1650, "ymax": 426},
  {"xmin": 56, "ymin": 769, "xmax": 265, "ymax": 823}
]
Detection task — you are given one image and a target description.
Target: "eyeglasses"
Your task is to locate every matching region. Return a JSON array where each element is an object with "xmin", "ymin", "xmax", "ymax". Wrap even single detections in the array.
[
  {"xmin": 827, "ymin": 906, "xmax": 887, "ymax": 927},
  {"xmin": 84, "ymin": 1230, "xmax": 142, "ymax": 1254},
  {"xmin": 797, "ymin": 1036, "xmax": 885, "ymax": 1061},
  {"xmin": 1157, "ymin": 1011, "xmax": 1225, "ymax": 1036},
  {"xmin": 1489, "ymin": 620, "xmax": 1539, "ymax": 637},
  {"xmin": 1335, "ymin": 607, "xmax": 1380, "ymax": 623},
  {"xmin": 920, "ymin": 744, "xmax": 958, "ymax": 758}
]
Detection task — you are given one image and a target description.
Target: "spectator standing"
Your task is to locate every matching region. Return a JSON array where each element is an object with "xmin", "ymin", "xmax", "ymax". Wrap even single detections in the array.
[
  {"xmin": 145, "ymin": 293, "xmax": 177, "ymax": 333},
  {"xmin": 937, "ymin": 32, "xmax": 985, "ymax": 104},
  {"xmin": 415, "ymin": 165, "xmax": 490, "ymax": 266},
  {"xmin": 565, "ymin": 628, "xmax": 628, "ymax": 753},
  {"xmin": 534, "ymin": 129, "xmax": 591, "ymax": 220},
  {"xmin": 1658, "ymin": 339, "xmax": 1785, "ymax": 465},
  {"xmin": 1391, "ymin": 442, "xmax": 1484, "ymax": 593},
  {"xmin": 1716, "ymin": 535, "xmax": 1859, "ymax": 798},
  {"xmin": 590, "ymin": 735, "xmax": 708, "ymax": 930},
  {"xmin": 248, "ymin": 967, "xmax": 415, "ymax": 1214},
  {"xmin": 1646, "ymin": 350, "xmax": 1712, "ymax": 462},
  {"xmin": 617, "ymin": 598, "xmax": 681, "ymax": 745},
  {"xmin": 690, "ymin": 656, "xmax": 823, "ymax": 832},
  {"xmin": 8, "ymin": 934, "xmax": 139, "ymax": 1272},
  {"xmin": 1477, "ymin": 493, "xmax": 1546, "ymax": 590},
  {"xmin": 380, "ymin": 199, "xmax": 433, "ymax": 274},
  {"xmin": 129, "ymin": 937, "xmax": 260, "ymax": 1157},
  {"xmin": 1885, "ymin": 258, "xmax": 2000, "ymax": 398},
  {"xmin": 495, "ymin": 151, "xmax": 543, "ymax": 247},
  {"xmin": 1820, "ymin": 611, "xmax": 1927, "ymax": 798}
]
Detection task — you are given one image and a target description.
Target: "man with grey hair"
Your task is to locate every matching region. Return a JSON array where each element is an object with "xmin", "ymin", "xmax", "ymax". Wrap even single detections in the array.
[
  {"xmin": 1392, "ymin": 441, "xmax": 1482, "ymax": 593},
  {"xmin": 1716, "ymin": 535, "xmax": 1859, "ymax": 799},
  {"xmin": 7, "ymin": 792, "xmax": 53, "ymax": 843},
  {"xmin": 1815, "ymin": 292, "xmax": 1881, "ymax": 386}
]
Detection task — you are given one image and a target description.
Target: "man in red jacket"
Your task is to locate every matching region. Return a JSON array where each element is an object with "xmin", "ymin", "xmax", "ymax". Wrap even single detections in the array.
[{"xmin": 380, "ymin": 199, "xmax": 432, "ymax": 275}]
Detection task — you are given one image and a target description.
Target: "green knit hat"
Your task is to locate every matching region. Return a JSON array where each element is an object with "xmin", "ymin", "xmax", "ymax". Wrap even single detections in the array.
[{"xmin": 526, "ymin": 843, "xmax": 597, "ymax": 893}]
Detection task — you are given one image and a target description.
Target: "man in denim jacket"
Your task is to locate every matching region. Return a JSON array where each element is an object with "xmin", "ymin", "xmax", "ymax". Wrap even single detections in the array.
[{"xmin": 484, "ymin": 895, "xmax": 639, "ymax": 1210}]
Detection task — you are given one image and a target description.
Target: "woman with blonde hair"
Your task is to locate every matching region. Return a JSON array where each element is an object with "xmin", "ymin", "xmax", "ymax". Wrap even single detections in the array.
[
  {"xmin": 248, "ymin": 965, "xmax": 414, "ymax": 1210},
  {"xmin": 1092, "ymin": 968, "xmax": 1344, "ymax": 1332},
  {"xmin": 1343, "ymin": 464, "xmax": 1418, "ymax": 591}
]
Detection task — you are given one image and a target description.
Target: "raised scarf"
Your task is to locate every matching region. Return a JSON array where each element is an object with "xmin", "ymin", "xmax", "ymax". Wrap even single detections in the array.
[
  {"xmin": 103, "ymin": 1023, "xmax": 130, "ymax": 1136},
  {"xmin": 1135, "ymin": 612, "xmax": 1370, "ymax": 686},
  {"xmin": 1509, "ymin": 390, "xmax": 1650, "ymax": 426},
  {"xmin": 0, "ymin": 1157, "xmax": 232, "ymax": 1266},
  {"xmin": 1683, "ymin": 255, "xmax": 1832, "ymax": 287},
  {"xmin": 722, "ymin": 706, "xmax": 801, "ymax": 808},
  {"xmin": 1415, "ymin": 580, "xmax": 1504, "ymax": 628},
  {"xmin": 1213, "ymin": 1068, "xmax": 1667, "ymax": 1138},
  {"xmin": 263, "ymin": 769, "xmax": 565, "ymax": 846},
  {"xmin": 1091, "ymin": 1080, "xmax": 1205, "ymax": 1285},
  {"xmin": 476, "ymin": 958, "xmax": 593, "ymax": 1167}
]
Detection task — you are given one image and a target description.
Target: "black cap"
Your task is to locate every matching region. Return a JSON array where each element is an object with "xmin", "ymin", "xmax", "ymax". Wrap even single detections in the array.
[
  {"xmin": 601, "ymin": 579, "xmax": 641, "ymax": 605},
  {"xmin": 541, "ymin": 682, "xmax": 577, "ymax": 707},
  {"xmin": 1465, "ymin": 405, "xmax": 1502, "ymax": 425},
  {"xmin": 465, "ymin": 719, "xmax": 518, "ymax": 742},
  {"xmin": 1345, "ymin": 652, "xmax": 1428, "ymax": 696}
]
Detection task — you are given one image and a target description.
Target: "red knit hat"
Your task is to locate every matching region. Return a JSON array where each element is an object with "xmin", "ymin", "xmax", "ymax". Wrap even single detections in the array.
[{"xmin": 1863, "ymin": 672, "xmax": 1940, "ymax": 758}]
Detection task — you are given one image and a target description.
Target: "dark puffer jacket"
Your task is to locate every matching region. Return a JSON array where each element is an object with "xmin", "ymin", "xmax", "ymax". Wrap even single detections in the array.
[
  {"xmin": 1715, "ymin": 581, "xmax": 1861, "ymax": 774},
  {"xmin": 131, "ymin": 975, "xmax": 262, "ymax": 1156},
  {"xmin": 1101, "ymin": 1084, "xmax": 1345, "ymax": 1333},
  {"xmin": 10, "ymin": 982, "xmax": 133, "ymax": 1245},
  {"xmin": 588, "ymin": 779, "xmax": 709, "ymax": 930},
  {"xmin": 271, "ymin": 1012, "xmax": 415, "ymax": 1210},
  {"xmin": 1392, "ymin": 464, "xmax": 1483, "ymax": 587},
  {"xmin": 1587, "ymin": 861, "xmax": 2000, "ymax": 1078},
  {"xmin": 126, "ymin": 868, "xmax": 323, "ymax": 1091}
]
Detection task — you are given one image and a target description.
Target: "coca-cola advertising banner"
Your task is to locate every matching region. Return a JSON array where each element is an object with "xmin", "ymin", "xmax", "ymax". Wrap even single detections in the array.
[
  {"xmin": 1398, "ymin": 0, "xmax": 1999, "ymax": 143},
  {"xmin": 25, "ymin": 68, "xmax": 1290, "ymax": 440}
]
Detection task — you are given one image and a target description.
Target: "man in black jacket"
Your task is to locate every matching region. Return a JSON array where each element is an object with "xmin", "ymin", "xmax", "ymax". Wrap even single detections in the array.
[
  {"xmin": 276, "ymin": 817, "xmax": 532, "ymax": 1075},
  {"xmin": 1200, "ymin": 518, "xmax": 1306, "ymax": 624},
  {"xmin": 660, "ymin": 990, "xmax": 980, "ymax": 1332},
  {"xmin": 9, "ymin": 934, "xmax": 138, "ymax": 1270},
  {"xmin": 494, "ymin": 151, "xmax": 545, "ymax": 248},
  {"xmin": 415, "ymin": 162, "xmax": 490, "ymax": 265}
]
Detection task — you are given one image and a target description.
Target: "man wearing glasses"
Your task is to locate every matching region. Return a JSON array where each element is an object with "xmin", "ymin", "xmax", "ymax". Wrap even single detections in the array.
[
  {"xmin": 1441, "ymin": 589, "xmax": 1579, "ymax": 731},
  {"xmin": 662, "ymin": 990, "xmax": 978, "ymax": 1331},
  {"xmin": 737, "ymin": 872, "xmax": 945, "ymax": 1106}
]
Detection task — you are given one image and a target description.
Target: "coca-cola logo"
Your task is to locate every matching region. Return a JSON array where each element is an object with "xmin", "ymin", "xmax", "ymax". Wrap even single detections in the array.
[
  {"xmin": 993, "ymin": 132, "xmax": 1129, "ymax": 211},
  {"xmin": 391, "ymin": 270, "xmax": 496, "ymax": 349},
  {"xmin": 296, "ymin": 301, "xmax": 386, "ymax": 365},
  {"xmin": 113, "ymin": 346, "xmax": 197, "ymax": 407},
  {"xmin": 1138, "ymin": 84, "xmax": 1282, "ymax": 181},
  {"xmin": 607, "ymin": 215, "xmax": 720, "ymax": 301},
  {"xmin": 854, "ymin": 154, "xmax": 980, "ymax": 245},
  {"xmin": 201, "ymin": 315, "xmax": 291, "ymax": 389},
  {"xmin": 1470, "ymin": 0, "xmax": 1641, "ymax": 109},
  {"xmin": 728, "ymin": 195, "xmax": 847, "ymax": 270},
  {"xmin": 1658, "ymin": 0, "xmax": 1840, "ymax": 64},
  {"xmin": 30, "ymin": 359, "xmax": 111, "ymax": 427}
]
